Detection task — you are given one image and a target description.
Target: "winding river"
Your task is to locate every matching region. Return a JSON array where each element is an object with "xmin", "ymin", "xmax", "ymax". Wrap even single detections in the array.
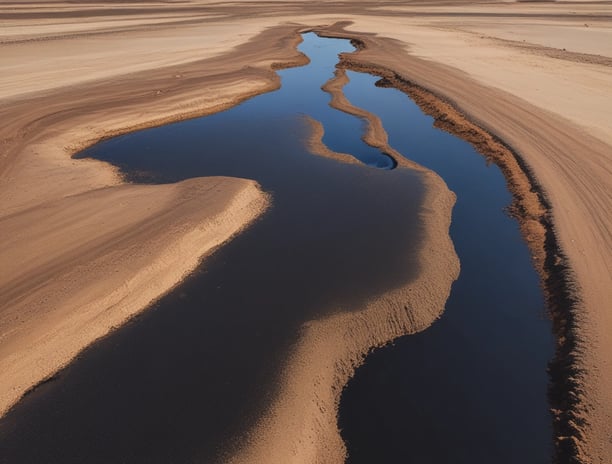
[{"xmin": 0, "ymin": 33, "xmax": 553, "ymax": 463}]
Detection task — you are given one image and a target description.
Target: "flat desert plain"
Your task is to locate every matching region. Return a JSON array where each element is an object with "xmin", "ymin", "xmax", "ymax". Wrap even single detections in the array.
[{"xmin": 0, "ymin": 1, "xmax": 611, "ymax": 463}]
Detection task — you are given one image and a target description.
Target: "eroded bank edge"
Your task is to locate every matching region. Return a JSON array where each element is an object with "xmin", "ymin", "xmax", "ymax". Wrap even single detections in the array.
[
  {"xmin": 0, "ymin": 25, "xmax": 311, "ymax": 418},
  {"xmin": 313, "ymin": 25, "xmax": 584, "ymax": 464},
  {"xmin": 227, "ymin": 145, "xmax": 459, "ymax": 464},
  {"xmin": 226, "ymin": 29, "xmax": 459, "ymax": 464}
]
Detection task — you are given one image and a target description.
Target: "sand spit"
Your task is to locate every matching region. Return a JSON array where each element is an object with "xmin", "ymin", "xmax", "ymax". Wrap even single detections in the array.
[
  {"xmin": 316, "ymin": 22, "xmax": 612, "ymax": 464},
  {"xmin": 0, "ymin": 24, "xmax": 309, "ymax": 416},
  {"xmin": 302, "ymin": 115, "xmax": 362, "ymax": 166},
  {"xmin": 321, "ymin": 67, "xmax": 392, "ymax": 155},
  {"xmin": 320, "ymin": 65, "xmax": 415, "ymax": 170},
  {"xmin": 0, "ymin": 177, "xmax": 269, "ymax": 417},
  {"xmin": 228, "ymin": 147, "xmax": 458, "ymax": 464},
  {"xmin": 223, "ymin": 31, "xmax": 460, "ymax": 464}
]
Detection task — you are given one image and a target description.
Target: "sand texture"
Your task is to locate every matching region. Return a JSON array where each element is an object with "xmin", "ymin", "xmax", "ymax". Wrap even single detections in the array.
[
  {"xmin": 303, "ymin": 115, "xmax": 362, "ymax": 166},
  {"xmin": 1, "ymin": 1, "xmax": 611, "ymax": 463},
  {"xmin": 229, "ymin": 170, "xmax": 457, "ymax": 464},
  {"xmin": 0, "ymin": 177, "xmax": 269, "ymax": 417},
  {"xmin": 318, "ymin": 18, "xmax": 612, "ymax": 462},
  {"xmin": 0, "ymin": 21, "xmax": 309, "ymax": 416},
  {"xmin": 226, "ymin": 64, "xmax": 459, "ymax": 464}
]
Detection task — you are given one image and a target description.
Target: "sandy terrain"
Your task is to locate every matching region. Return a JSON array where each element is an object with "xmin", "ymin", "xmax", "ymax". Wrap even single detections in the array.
[
  {"xmin": 0, "ymin": 177, "xmax": 269, "ymax": 418},
  {"xmin": 229, "ymin": 150, "xmax": 458, "ymax": 464},
  {"xmin": 0, "ymin": 19, "xmax": 309, "ymax": 416},
  {"xmin": 322, "ymin": 13, "xmax": 612, "ymax": 462},
  {"xmin": 230, "ymin": 58, "xmax": 459, "ymax": 464},
  {"xmin": 1, "ymin": 1, "xmax": 611, "ymax": 464}
]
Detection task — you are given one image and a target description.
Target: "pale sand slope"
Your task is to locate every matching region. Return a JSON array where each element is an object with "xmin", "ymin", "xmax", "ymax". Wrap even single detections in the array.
[
  {"xmin": 0, "ymin": 6, "xmax": 459, "ymax": 464},
  {"xmin": 229, "ymin": 63, "xmax": 458, "ymax": 464},
  {"xmin": 332, "ymin": 10, "xmax": 612, "ymax": 462},
  {"xmin": 0, "ymin": 177, "xmax": 269, "ymax": 418},
  {"xmin": 1, "ymin": 1, "xmax": 611, "ymax": 463},
  {"xmin": 0, "ymin": 20, "xmax": 310, "ymax": 416}
]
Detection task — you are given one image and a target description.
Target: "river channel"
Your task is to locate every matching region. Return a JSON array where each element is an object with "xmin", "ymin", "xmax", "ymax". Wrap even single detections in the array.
[{"xmin": 0, "ymin": 33, "xmax": 553, "ymax": 464}]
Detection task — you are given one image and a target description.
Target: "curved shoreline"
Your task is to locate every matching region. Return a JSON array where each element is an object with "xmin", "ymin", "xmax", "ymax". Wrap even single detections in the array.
[
  {"xmin": 225, "ymin": 37, "xmax": 459, "ymax": 463},
  {"xmin": 302, "ymin": 115, "xmax": 362, "ymax": 166},
  {"xmin": 0, "ymin": 25, "xmax": 309, "ymax": 417},
  {"xmin": 363, "ymin": 71, "xmax": 582, "ymax": 464},
  {"xmin": 0, "ymin": 177, "xmax": 271, "ymax": 416},
  {"xmin": 315, "ymin": 24, "xmax": 587, "ymax": 464},
  {"xmin": 228, "ymin": 140, "xmax": 458, "ymax": 464},
  {"xmin": 0, "ymin": 11, "xmax": 608, "ymax": 464}
]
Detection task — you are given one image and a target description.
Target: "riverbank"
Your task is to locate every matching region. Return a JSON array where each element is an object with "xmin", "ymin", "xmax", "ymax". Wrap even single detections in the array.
[
  {"xmin": 1, "ymin": 2, "xmax": 610, "ymax": 463},
  {"xmin": 0, "ymin": 23, "xmax": 306, "ymax": 416},
  {"xmin": 317, "ymin": 17, "xmax": 612, "ymax": 457},
  {"xmin": 0, "ymin": 177, "xmax": 269, "ymax": 417},
  {"xmin": 226, "ymin": 41, "xmax": 459, "ymax": 463},
  {"xmin": 1, "ymin": 29, "xmax": 460, "ymax": 464},
  {"xmin": 317, "ymin": 16, "xmax": 612, "ymax": 462}
]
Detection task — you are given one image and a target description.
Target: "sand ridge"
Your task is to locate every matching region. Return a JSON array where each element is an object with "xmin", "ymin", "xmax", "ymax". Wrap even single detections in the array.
[
  {"xmin": 303, "ymin": 115, "xmax": 362, "ymax": 166},
  {"xmin": 317, "ymin": 20, "xmax": 612, "ymax": 464},
  {"xmin": 229, "ymin": 124, "xmax": 459, "ymax": 464},
  {"xmin": 0, "ymin": 24, "xmax": 309, "ymax": 416},
  {"xmin": 319, "ymin": 64, "xmax": 420, "ymax": 170},
  {"xmin": 0, "ymin": 177, "xmax": 270, "ymax": 416}
]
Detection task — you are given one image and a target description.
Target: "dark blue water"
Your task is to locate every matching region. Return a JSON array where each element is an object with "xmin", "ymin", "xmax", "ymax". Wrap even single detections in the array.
[
  {"xmin": 0, "ymin": 34, "xmax": 553, "ymax": 464},
  {"xmin": 339, "ymin": 71, "xmax": 554, "ymax": 463},
  {"xmin": 0, "ymin": 34, "xmax": 423, "ymax": 464}
]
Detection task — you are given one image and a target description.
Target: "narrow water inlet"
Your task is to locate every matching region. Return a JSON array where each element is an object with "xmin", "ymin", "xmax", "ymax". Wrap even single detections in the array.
[
  {"xmin": 0, "ymin": 33, "xmax": 553, "ymax": 464},
  {"xmin": 338, "ymin": 70, "xmax": 554, "ymax": 463}
]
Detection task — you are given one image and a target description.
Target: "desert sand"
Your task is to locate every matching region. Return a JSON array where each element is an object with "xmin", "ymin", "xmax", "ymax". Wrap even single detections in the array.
[
  {"xmin": 1, "ymin": 1, "xmax": 611, "ymax": 463},
  {"xmin": 0, "ymin": 177, "xmax": 270, "ymax": 417},
  {"xmin": 304, "ymin": 115, "xmax": 362, "ymax": 166},
  {"xmin": 0, "ymin": 17, "xmax": 313, "ymax": 418},
  {"xmin": 230, "ymin": 60, "xmax": 459, "ymax": 464}
]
